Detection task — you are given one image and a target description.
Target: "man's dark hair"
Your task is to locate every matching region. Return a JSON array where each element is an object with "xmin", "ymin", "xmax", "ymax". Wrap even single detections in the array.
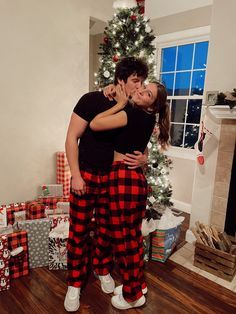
[{"xmin": 114, "ymin": 57, "xmax": 148, "ymax": 84}]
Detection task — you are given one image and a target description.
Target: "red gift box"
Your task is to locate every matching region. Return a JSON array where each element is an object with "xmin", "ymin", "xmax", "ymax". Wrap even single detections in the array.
[
  {"xmin": 38, "ymin": 196, "xmax": 69, "ymax": 210},
  {"xmin": 7, "ymin": 231, "xmax": 29, "ymax": 279},
  {"xmin": 56, "ymin": 152, "xmax": 71, "ymax": 197},
  {"xmin": 26, "ymin": 201, "xmax": 46, "ymax": 220},
  {"xmin": 6, "ymin": 203, "xmax": 26, "ymax": 225},
  {"xmin": 0, "ymin": 235, "xmax": 10, "ymax": 291}
]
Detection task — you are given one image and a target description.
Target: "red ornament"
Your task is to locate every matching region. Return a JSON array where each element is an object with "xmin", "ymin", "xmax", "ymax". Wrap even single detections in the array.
[
  {"xmin": 130, "ymin": 15, "xmax": 137, "ymax": 21},
  {"xmin": 103, "ymin": 37, "xmax": 109, "ymax": 44},
  {"xmin": 148, "ymin": 186, "xmax": 153, "ymax": 193},
  {"xmin": 139, "ymin": 7, "xmax": 144, "ymax": 14},
  {"xmin": 113, "ymin": 55, "xmax": 119, "ymax": 62}
]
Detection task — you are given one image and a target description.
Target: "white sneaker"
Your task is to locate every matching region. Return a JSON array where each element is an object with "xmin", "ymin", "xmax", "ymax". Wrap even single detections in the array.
[
  {"xmin": 113, "ymin": 284, "xmax": 147, "ymax": 296},
  {"xmin": 111, "ymin": 294, "xmax": 146, "ymax": 310},
  {"xmin": 64, "ymin": 286, "xmax": 80, "ymax": 312},
  {"xmin": 98, "ymin": 274, "xmax": 115, "ymax": 294}
]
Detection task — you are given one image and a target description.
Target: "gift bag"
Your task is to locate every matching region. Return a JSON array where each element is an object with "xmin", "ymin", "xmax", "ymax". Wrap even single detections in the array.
[
  {"xmin": 48, "ymin": 218, "xmax": 69, "ymax": 270},
  {"xmin": 18, "ymin": 219, "xmax": 50, "ymax": 268},
  {"xmin": 56, "ymin": 152, "xmax": 71, "ymax": 197},
  {"xmin": 0, "ymin": 235, "xmax": 10, "ymax": 291},
  {"xmin": 7, "ymin": 231, "xmax": 29, "ymax": 279},
  {"xmin": 151, "ymin": 224, "xmax": 181, "ymax": 263}
]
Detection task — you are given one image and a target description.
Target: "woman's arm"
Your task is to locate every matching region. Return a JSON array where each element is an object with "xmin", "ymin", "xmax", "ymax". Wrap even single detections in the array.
[{"xmin": 90, "ymin": 83, "xmax": 128, "ymax": 131}]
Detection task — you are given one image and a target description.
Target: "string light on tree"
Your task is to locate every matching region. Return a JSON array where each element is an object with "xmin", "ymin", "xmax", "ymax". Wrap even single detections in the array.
[
  {"xmin": 145, "ymin": 126, "xmax": 173, "ymax": 216},
  {"xmin": 95, "ymin": 2, "xmax": 156, "ymax": 87}
]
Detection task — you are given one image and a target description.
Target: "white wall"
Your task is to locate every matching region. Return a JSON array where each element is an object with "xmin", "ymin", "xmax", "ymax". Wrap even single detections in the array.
[
  {"xmin": 152, "ymin": 8, "xmax": 212, "ymax": 212},
  {"xmin": 146, "ymin": 0, "xmax": 213, "ymax": 19},
  {"xmin": 0, "ymin": 0, "xmax": 113, "ymax": 204},
  {"xmin": 190, "ymin": 0, "xmax": 236, "ymax": 226}
]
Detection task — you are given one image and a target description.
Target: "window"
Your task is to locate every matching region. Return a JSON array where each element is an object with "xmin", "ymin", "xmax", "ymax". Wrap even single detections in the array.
[{"xmin": 159, "ymin": 41, "xmax": 209, "ymax": 149}]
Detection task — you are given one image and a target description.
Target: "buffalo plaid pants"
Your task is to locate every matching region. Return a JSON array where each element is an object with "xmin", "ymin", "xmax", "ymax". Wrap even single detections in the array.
[
  {"xmin": 109, "ymin": 161, "xmax": 147, "ymax": 302},
  {"xmin": 67, "ymin": 169, "xmax": 113, "ymax": 288}
]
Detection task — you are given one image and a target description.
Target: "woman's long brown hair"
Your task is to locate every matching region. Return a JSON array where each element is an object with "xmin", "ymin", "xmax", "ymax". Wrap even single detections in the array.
[{"xmin": 152, "ymin": 82, "xmax": 170, "ymax": 150}]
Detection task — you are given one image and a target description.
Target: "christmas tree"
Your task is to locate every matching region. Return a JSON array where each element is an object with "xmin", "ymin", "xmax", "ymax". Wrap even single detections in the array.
[
  {"xmin": 145, "ymin": 126, "xmax": 173, "ymax": 220},
  {"xmin": 95, "ymin": 4, "xmax": 156, "ymax": 88},
  {"xmin": 95, "ymin": 2, "xmax": 173, "ymax": 217}
]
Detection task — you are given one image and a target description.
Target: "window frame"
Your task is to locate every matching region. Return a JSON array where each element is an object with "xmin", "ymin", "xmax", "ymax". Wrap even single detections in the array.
[{"xmin": 155, "ymin": 26, "xmax": 210, "ymax": 160}]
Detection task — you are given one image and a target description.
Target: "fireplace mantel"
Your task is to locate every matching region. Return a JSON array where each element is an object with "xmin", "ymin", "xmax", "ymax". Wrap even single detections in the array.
[{"xmin": 207, "ymin": 105, "xmax": 236, "ymax": 119}]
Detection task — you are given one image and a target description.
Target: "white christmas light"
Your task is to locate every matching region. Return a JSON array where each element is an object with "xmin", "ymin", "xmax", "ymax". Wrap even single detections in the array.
[
  {"xmin": 95, "ymin": 81, "xmax": 98, "ymax": 85},
  {"xmin": 113, "ymin": 31, "xmax": 116, "ymax": 35},
  {"xmin": 94, "ymin": 72, "xmax": 97, "ymax": 77},
  {"xmin": 145, "ymin": 25, "xmax": 151, "ymax": 33},
  {"xmin": 135, "ymin": 28, "xmax": 140, "ymax": 32}
]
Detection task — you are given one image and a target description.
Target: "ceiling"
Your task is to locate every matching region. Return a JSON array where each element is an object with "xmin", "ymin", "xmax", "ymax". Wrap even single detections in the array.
[{"xmin": 89, "ymin": 0, "xmax": 213, "ymax": 35}]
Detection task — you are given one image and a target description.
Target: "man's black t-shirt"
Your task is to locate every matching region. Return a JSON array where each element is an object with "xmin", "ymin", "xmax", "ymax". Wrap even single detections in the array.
[
  {"xmin": 114, "ymin": 104, "xmax": 156, "ymax": 154},
  {"xmin": 73, "ymin": 91, "xmax": 116, "ymax": 171}
]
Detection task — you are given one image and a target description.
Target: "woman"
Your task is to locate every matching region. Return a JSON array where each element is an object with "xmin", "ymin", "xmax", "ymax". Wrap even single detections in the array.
[{"xmin": 90, "ymin": 81, "xmax": 170, "ymax": 310}]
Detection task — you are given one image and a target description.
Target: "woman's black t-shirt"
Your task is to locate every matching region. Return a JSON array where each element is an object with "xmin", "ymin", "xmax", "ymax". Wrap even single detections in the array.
[{"xmin": 114, "ymin": 104, "xmax": 156, "ymax": 154}]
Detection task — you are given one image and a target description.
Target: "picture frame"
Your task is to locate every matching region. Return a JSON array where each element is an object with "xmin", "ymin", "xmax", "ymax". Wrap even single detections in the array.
[{"xmin": 205, "ymin": 90, "xmax": 218, "ymax": 105}]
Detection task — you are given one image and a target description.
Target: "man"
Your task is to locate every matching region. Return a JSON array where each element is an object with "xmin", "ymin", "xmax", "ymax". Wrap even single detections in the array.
[{"xmin": 64, "ymin": 57, "xmax": 148, "ymax": 312}]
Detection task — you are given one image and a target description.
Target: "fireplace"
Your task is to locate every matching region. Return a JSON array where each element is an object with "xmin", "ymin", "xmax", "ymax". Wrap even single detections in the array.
[
  {"xmin": 210, "ymin": 117, "xmax": 236, "ymax": 234},
  {"xmin": 224, "ymin": 143, "xmax": 236, "ymax": 236}
]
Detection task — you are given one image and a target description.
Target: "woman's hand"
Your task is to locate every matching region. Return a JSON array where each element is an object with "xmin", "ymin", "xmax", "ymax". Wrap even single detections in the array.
[
  {"xmin": 103, "ymin": 84, "xmax": 116, "ymax": 100},
  {"xmin": 115, "ymin": 81, "xmax": 129, "ymax": 108}
]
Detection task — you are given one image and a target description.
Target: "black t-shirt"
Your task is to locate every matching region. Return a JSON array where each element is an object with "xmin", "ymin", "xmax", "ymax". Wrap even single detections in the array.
[
  {"xmin": 114, "ymin": 104, "xmax": 156, "ymax": 154},
  {"xmin": 73, "ymin": 91, "xmax": 116, "ymax": 171}
]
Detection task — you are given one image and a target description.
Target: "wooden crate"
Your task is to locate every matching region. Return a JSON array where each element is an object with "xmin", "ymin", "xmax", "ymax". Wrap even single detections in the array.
[{"xmin": 194, "ymin": 241, "xmax": 236, "ymax": 281}]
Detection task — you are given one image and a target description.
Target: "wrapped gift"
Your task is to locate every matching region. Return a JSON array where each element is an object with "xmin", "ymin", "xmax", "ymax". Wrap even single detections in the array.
[
  {"xmin": 18, "ymin": 219, "xmax": 50, "ymax": 268},
  {"xmin": 25, "ymin": 201, "xmax": 46, "ymax": 220},
  {"xmin": 56, "ymin": 201, "xmax": 69, "ymax": 214},
  {"xmin": 151, "ymin": 225, "xmax": 181, "ymax": 263},
  {"xmin": 48, "ymin": 218, "xmax": 69, "ymax": 270},
  {"xmin": 6, "ymin": 203, "xmax": 26, "ymax": 225},
  {"xmin": 38, "ymin": 196, "xmax": 69, "ymax": 210},
  {"xmin": 0, "ymin": 206, "xmax": 7, "ymax": 228},
  {"xmin": 14, "ymin": 210, "xmax": 26, "ymax": 222},
  {"xmin": 7, "ymin": 231, "xmax": 29, "ymax": 279},
  {"xmin": 40, "ymin": 184, "xmax": 63, "ymax": 197},
  {"xmin": 0, "ymin": 235, "xmax": 10, "ymax": 291},
  {"xmin": 56, "ymin": 152, "xmax": 71, "ymax": 197},
  {"xmin": 0, "ymin": 225, "xmax": 14, "ymax": 236},
  {"xmin": 48, "ymin": 215, "xmax": 70, "ymax": 230}
]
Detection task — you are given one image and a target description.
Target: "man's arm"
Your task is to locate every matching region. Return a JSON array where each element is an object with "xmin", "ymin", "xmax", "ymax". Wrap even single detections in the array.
[
  {"xmin": 65, "ymin": 112, "xmax": 88, "ymax": 195},
  {"xmin": 123, "ymin": 147, "xmax": 148, "ymax": 169}
]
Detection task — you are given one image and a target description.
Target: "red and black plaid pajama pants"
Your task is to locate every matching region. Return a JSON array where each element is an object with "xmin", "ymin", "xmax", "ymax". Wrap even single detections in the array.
[
  {"xmin": 67, "ymin": 169, "xmax": 113, "ymax": 288},
  {"xmin": 109, "ymin": 161, "xmax": 147, "ymax": 302}
]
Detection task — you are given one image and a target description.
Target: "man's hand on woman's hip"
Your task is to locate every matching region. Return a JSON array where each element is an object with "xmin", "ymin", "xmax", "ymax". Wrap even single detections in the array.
[{"xmin": 123, "ymin": 151, "xmax": 147, "ymax": 169}]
